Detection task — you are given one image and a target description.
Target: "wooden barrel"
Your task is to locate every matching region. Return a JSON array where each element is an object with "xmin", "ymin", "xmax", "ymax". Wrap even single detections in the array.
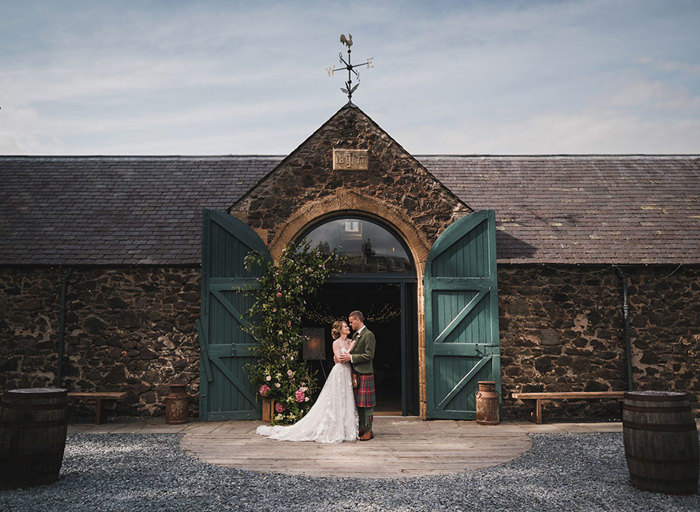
[
  {"xmin": 0, "ymin": 388, "xmax": 68, "ymax": 489},
  {"xmin": 622, "ymin": 390, "xmax": 699, "ymax": 495}
]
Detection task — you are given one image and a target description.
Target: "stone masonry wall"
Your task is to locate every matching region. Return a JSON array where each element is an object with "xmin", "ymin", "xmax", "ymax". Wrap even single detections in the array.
[
  {"xmin": 0, "ymin": 266, "xmax": 200, "ymax": 419},
  {"xmin": 2, "ymin": 264, "xmax": 698, "ymax": 421},
  {"xmin": 499, "ymin": 265, "xmax": 700, "ymax": 420}
]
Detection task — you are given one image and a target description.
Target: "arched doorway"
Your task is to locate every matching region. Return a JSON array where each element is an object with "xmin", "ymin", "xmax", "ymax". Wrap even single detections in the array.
[
  {"xmin": 296, "ymin": 215, "xmax": 419, "ymax": 416},
  {"xmin": 199, "ymin": 208, "xmax": 500, "ymax": 421}
]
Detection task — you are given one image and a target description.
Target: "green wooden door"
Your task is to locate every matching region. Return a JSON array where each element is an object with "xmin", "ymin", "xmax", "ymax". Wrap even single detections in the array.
[
  {"xmin": 425, "ymin": 210, "xmax": 500, "ymax": 419},
  {"xmin": 198, "ymin": 209, "xmax": 269, "ymax": 420}
]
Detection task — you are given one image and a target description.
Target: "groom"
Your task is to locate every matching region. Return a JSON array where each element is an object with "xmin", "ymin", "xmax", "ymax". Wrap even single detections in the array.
[{"xmin": 338, "ymin": 310, "xmax": 376, "ymax": 441}]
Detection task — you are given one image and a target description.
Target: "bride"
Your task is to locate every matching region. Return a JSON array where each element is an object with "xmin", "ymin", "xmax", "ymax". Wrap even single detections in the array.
[{"xmin": 256, "ymin": 320, "xmax": 359, "ymax": 443}]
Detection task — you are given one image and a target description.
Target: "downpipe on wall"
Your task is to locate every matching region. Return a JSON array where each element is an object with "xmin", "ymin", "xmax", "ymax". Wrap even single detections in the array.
[
  {"xmin": 615, "ymin": 266, "xmax": 634, "ymax": 391},
  {"xmin": 56, "ymin": 267, "xmax": 71, "ymax": 388}
]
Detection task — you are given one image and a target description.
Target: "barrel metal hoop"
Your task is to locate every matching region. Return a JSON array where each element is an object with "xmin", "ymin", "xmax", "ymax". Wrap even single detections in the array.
[
  {"xmin": 630, "ymin": 474, "xmax": 700, "ymax": 485},
  {"xmin": 1, "ymin": 401, "xmax": 68, "ymax": 410},
  {"xmin": 625, "ymin": 453, "xmax": 700, "ymax": 464},
  {"xmin": 623, "ymin": 393, "xmax": 689, "ymax": 402},
  {"xmin": 623, "ymin": 404, "xmax": 691, "ymax": 413},
  {"xmin": 623, "ymin": 421, "xmax": 698, "ymax": 432},
  {"xmin": 0, "ymin": 419, "xmax": 67, "ymax": 429},
  {"xmin": 5, "ymin": 390, "xmax": 67, "ymax": 398}
]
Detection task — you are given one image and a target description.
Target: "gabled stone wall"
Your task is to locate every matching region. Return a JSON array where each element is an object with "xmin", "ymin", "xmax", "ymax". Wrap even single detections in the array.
[
  {"xmin": 229, "ymin": 104, "xmax": 470, "ymax": 260},
  {"xmin": 228, "ymin": 105, "xmax": 474, "ymax": 412}
]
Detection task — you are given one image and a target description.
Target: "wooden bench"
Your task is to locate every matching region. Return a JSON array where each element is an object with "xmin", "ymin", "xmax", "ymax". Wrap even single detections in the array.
[
  {"xmin": 67, "ymin": 392, "xmax": 127, "ymax": 424},
  {"xmin": 511, "ymin": 391, "xmax": 625, "ymax": 424}
]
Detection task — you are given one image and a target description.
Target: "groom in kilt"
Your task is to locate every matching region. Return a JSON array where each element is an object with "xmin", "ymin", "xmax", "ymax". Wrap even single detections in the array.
[{"xmin": 346, "ymin": 310, "xmax": 376, "ymax": 441}]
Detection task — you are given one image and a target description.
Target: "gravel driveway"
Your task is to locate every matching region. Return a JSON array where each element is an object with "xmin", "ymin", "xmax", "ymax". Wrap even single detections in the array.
[{"xmin": 1, "ymin": 432, "xmax": 698, "ymax": 511}]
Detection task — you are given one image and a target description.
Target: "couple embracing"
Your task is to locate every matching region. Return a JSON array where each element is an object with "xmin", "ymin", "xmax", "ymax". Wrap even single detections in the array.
[{"xmin": 256, "ymin": 310, "xmax": 376, "ymax": 443}]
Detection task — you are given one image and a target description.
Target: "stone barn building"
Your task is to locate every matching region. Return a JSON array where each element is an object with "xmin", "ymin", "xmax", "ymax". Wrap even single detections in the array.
[{"xmin": 1, "ymin": 103, "xmax": 698, "ymax": 422}]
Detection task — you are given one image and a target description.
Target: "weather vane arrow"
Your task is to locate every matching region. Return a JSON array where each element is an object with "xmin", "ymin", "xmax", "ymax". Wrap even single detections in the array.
[{"xmin": 326, "ymin": 34, "xmax": 374, "ymax": 102}]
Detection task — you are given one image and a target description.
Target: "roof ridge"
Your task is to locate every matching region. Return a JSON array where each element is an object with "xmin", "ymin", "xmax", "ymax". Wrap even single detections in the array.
[
  {"xmin": 415, "ymin": 154, "xmax": 700, "ymax": 158},
  {"xmin": 0, "ymin": 155, "xmax": 287, "ymax": 160},
  {"xmin": 2, "ymin": 154, "xmax": 697, "ymax": 160}
]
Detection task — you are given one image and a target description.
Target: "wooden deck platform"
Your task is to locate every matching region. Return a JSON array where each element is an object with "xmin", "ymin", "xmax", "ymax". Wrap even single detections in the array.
[{"xmin": 69, "ymin": 416, "xmax": 633, "ymax": 479}]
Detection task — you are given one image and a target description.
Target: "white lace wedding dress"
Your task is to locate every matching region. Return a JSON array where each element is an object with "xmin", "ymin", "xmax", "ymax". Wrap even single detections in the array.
[{"xmin": 256, "ymin": 348, "xmax": 359, "ymax": 443}]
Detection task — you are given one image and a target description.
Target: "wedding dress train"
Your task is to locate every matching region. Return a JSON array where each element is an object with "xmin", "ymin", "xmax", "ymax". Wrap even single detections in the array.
[{"xmin": 256, "ymin": 361, "xmax": 358, "ymax": 443}]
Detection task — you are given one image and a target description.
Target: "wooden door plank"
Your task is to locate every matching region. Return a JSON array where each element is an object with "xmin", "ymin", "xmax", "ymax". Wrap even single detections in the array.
[{"xmin": 436, "ymin": 356, "xmax": 491, "ymax": 411}]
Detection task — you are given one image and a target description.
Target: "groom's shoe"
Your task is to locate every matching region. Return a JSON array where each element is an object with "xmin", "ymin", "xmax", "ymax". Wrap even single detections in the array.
[
  {"xmin": 358, "ymin": 428, "xmax": 367, "ymax": 437},
  {"xmin": 359, "ymin": 430, "xmax": 374, "ymax": 441}
]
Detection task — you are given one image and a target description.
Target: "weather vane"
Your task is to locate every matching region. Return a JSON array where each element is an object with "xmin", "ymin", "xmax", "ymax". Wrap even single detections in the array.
[{"xmin": 326, "ymin": 34, "xmax": 374, "ymax": 102}]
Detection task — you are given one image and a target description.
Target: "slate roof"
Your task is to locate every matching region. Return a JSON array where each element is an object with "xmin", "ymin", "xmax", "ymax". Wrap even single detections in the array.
[
  {"xmin": 0, "ymin": 156, "xmax": 277, "ymax": 266},
  {"xmin": 1, "ymin": 155, "xmax": 698, "ymax": 265},
  {"xmin": 420, "ymin": 155, "xmax": 700, "ymax": 264}
]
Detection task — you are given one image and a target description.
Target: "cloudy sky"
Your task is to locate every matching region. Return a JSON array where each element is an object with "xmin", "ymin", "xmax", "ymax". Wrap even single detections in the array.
[{"xmin": 1, "ymin": 0, "xmax": 699, "ymax": 155}]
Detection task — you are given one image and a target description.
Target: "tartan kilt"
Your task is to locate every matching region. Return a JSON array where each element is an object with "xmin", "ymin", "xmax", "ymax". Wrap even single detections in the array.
[{"xmin": 354, "ymin": 373, "xmax": 376, "ymax": 408}]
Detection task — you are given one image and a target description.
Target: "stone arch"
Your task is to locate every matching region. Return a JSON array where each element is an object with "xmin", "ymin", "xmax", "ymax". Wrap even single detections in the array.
[
  {"xmin": 267, "ymin": 190, "xmax": 431, "ymax": 271},
  {"xmin": 260, "ymin": 189, "xmax": 431, "ymax": 418}
]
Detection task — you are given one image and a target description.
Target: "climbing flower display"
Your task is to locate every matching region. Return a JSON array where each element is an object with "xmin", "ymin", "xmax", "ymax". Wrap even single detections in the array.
[{"xmin": 244, "ymin": 240, "xmax": 344, "ymax": 425}]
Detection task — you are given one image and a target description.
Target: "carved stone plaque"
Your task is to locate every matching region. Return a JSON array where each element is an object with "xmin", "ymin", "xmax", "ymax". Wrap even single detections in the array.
[{"xmin": 333, "ymin": 149, "xmax": 368, "ymax": 170}]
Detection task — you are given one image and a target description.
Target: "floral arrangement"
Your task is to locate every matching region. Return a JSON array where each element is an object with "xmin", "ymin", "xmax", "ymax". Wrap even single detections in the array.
[{"xmin": 244, "ymin": 240, "xmax": 344, "ymax": 425}]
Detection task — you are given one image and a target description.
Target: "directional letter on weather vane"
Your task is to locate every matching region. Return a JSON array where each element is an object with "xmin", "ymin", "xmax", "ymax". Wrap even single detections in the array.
[{"xmin": 326, "ymin": 34, "xmax": 374, "ymax": 102}]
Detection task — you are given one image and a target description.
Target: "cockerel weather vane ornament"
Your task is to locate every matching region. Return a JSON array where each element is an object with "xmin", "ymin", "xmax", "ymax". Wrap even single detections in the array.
[{"xmin": 326, "ymin": 34, "xmax": 374, "ymax": 103}]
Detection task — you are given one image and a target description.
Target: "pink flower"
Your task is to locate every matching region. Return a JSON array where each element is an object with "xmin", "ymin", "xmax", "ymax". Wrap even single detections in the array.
[
  {"xmin": 259, "ymin": 384, "xmax": 270, "ymax": 397},
  {"xmin": 266, "ymin": 375, "xmax": 271, "ymax": 381},
  {"xmin": 287, "ymin": 370, "xmax": 293, "ymax": 377},
  {"xmin": 304, "ymin": 396, "xmax": 309, "ymax": 402},
  {"xmin": 295, "ymin": 389, "xmax": 306, "ymax": 403},
  {"xmin": 275, "ymin": 402, "xmax": 286, "ymax": 413},
  {"xmin": 276, "ymin": 292, "xmax": 283, "ymax": 298}
]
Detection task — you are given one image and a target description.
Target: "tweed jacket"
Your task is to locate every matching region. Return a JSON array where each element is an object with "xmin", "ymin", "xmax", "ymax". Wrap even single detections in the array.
[{"xmin": 350, "ymin": 326, "xmax": 375, "ymax": 374}]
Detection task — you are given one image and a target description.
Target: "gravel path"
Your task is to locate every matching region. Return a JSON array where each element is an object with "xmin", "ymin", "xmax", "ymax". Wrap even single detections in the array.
[{"xmin": 1, "ymin": 433, "xmax": 698, "ymax": 511}]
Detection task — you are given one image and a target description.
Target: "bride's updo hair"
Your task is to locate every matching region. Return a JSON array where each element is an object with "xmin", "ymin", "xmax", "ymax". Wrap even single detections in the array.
[{"xmin": 331, "ymin": 320, "xmax": 344, "ymax": 340}]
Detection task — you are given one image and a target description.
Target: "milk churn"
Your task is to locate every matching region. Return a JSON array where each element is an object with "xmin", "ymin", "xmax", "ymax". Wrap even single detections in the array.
[
  {"xmin": 476, "ymin": 381, "xmax": 500, "ymax": 425},
  {"xmin": 165, "ymin": 383, "xmax": 189, "ymax": 424}
]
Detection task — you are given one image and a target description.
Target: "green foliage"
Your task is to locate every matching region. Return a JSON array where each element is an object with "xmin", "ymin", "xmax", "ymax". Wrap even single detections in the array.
[{"xmin": 244, "ymin": 240, "xmax": 344, "ymax": 425}]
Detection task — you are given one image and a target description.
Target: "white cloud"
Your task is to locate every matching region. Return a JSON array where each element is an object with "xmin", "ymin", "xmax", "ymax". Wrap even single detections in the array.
[
  {"xmin": 638, "ymin": 57, "xmax": 700, "ymax": 76},
  {"xmin": 398, "ymin": 111, "xmax": 700, "ymax": 155},
  {"xmin": 606, "ymin": 76, "xmax": 700, "ymax": 111}
]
